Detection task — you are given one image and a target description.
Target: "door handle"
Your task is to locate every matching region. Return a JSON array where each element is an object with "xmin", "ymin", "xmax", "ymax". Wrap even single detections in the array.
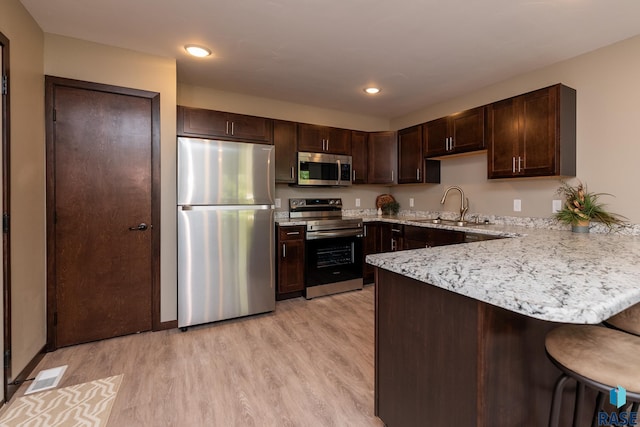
[{"xmin": 129, "ymin": 223, "xmax": 148, "ymax": 231}]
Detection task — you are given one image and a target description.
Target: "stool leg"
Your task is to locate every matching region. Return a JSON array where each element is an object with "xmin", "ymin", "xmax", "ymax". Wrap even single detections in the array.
[
  {"xmin": 573, "ymin": 381, "xmax": 585, "ymax": 427},
  {"xmin": 591, "ymin": 392, "xmax": 605, "ymax": 427},
  {"xmin": 549, "ymin": 374, "xmax": 572, "ymax": 427}
]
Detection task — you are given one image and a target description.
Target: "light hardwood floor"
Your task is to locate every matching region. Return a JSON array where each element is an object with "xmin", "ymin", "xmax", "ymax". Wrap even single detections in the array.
[{"xmin": 14, "ymin": 286, "xmax": 384, "ymax": 427}]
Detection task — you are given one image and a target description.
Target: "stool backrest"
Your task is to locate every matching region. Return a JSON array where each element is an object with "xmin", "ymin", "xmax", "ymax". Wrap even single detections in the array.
[{"xmin": 606, "ymin": 302, "xmax": 640, "ymax": 336}]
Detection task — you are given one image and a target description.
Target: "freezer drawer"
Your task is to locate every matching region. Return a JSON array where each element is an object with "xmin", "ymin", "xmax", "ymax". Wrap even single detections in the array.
[{"xmin": 178, "ymin": 205, "xmax": 275, "ymax": 327}]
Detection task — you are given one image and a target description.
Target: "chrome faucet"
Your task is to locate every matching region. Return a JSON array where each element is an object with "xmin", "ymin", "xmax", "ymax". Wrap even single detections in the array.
[{"xmin": 440, "ymin": 186, "xmax": 469, "ymax": 222}]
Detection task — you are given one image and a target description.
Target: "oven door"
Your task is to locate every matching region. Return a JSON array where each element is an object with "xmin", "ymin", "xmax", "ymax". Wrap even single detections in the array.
[{"xmin": 305, "ymin": 234, "xmax": 363, "ymax": 293}]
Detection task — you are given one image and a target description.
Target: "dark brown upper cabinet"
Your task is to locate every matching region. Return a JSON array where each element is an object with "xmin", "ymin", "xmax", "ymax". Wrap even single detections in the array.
[
  {"xmin": 274, "ymin": 120, "xmax": 298, "ymax": 183},
  {"xmin": 486, "ymin": 84, "xmax": 576, "ymax": 179},
  {"xmin": 397, "ymin": 125, "xmax": 440, "ymax": 184},
  {"xmin": 177, "ymin": 106, "xmax": 273, "ymax": 144},
  {"xmin": 424, "ymin": 107, "xmax": 485, "ymax": 157},
  {"xmin": 351, "ymin": 131, "xmax": 368, "ymax": 184},
  {"xmin": 297, "ymin": 123, "xmax": 351, "ymax": 155},
  {"xmin": 398, "ymin": 125, "xmax": 424, "ymax": 184},
  {"xmin": 367, "ymin": 131, "xmax": 397, "ymax": 184}
]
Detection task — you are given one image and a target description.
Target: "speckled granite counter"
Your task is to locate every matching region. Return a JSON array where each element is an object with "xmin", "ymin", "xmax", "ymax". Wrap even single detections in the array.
[{"xmin": 366, "ymin": 221, "xmax": 640, "ymax": 324}]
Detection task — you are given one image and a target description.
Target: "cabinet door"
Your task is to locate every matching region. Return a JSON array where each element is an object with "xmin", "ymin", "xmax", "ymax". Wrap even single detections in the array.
[
  {"xmin": 178, "ymin": 106, "xmax": 229, "ymax": 138},
  {"xmin": 398, "ymin": 125, "xmax": 423, "ymax": 184},
  {"xmin": 351, "ymin": 131, "xmax": 368, "ymax": 184},
  {"xmin": 487, "ymin": 97, "xmax": 520, "ymax": 179},
  {"xmin": 226, "ymin": 112, "xmax": 273, "ymax": 144},
  {"xmin": 450, "ymin": 107, "xmax": 485, "ymax": 153},
  {"xmin": 274, "ymin": 120, "xmax": 297, "ymax": 183},
  {"xmin": 427, "ymin": 229, "xmax": 465, "ymax": 247},
  {"xmin": 178, "ymin": 106, "xmax": 273, "ymax": 144},
  {"xmin": 326, "ymin": 127, "xmax": 351, "ymax": 155},
  {"xmin": 424, "ymin": 117, "xmax": 449, "ymax": 157},
  {"xmin": 277, "ymin": 226, "xmax": 305, "ymax": 295},
  {"xmin": 363, "ymin": 222, "xmax": 380, "ymax": 283},
  {"xmin": 520, "ymin": 86, "xmax": 557, "ymax": 176},
  {"xmin": 297, "ymin": 123, "xmax": 325, "ymax": 152},
  {"xmin": 368, "ymin": 131, "xmax": 397, "ymax": 184}
]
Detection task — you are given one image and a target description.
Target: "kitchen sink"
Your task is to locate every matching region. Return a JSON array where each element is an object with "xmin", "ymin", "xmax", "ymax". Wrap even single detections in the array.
[{"xmin": 411, "ymin": 218, "xmax": 469, "ymax": 227}]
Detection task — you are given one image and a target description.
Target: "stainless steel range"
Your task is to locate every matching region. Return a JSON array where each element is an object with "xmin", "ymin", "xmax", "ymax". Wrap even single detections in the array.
[{"xmin": 289, "ymin": 198, "xmax": 364, "ymax": 299}]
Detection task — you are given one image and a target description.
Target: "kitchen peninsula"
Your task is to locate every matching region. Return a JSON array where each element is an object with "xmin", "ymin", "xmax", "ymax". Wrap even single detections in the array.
[{"xmin": 366, "ymin": 223, "xmax": 640, "ymax": 426}]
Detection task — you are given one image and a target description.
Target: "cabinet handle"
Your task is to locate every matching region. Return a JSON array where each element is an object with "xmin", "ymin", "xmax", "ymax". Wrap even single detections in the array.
[
  {"xmin": 391, "ymin": 170, "xmax": 394, "ymax": 182},
  {"xmin": 512, "ymin": 157, "xmax": 516, "ymax": 173},
  {"xmin": 231, "ymin": 122, "xmax": 235, "ymax": 136},
  {"xmin": 286, "ymin": 231, "xmax": 300, "ymax": 235},
  {"xmin": 364, "ymin": 225, "xmax": 368, "ymax": 237},
  {"xmin": 446, "ymin": 137, "xmax": 449, "ymax": 151},
  {"xmin": 226, "ymin": 121, "xmax": 230, "ymax": 135},
  {"xmin": 417, "ymin": 168, "xmax": 420, "ymax": 181},
  {"xmin": 326, "ymin": 139, "xmax": 329, "ymax": 151},
  {"xmin": 450, "ymin": 136, "xmax": 454, "ymax": 151},
  {"xmin": 290, "ymin": 166, "xmax": 295, "ymax": 179},
  {"xmin": 353, "ymin": 170, "xmax": 356, "ymax": 181},
  {"xmin": 391, "ymin": 238, "xmax": 396, "ymax": 251},
  {"xmin": 518, "ymin": 156, "xmax": 523, "ymax": 173},
  {"xmin": 282, "ymin": 243, "xmax": 286, "ymax": 258}
]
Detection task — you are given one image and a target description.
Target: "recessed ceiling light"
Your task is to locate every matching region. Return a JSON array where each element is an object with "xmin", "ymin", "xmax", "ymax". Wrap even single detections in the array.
[
  {"xmin": 364, "ymin": 87, "xmax": 381, "ymax": 95},
  {"xmin": 185, "ymin": 45, "xmax": 212, "ymax": 58}
]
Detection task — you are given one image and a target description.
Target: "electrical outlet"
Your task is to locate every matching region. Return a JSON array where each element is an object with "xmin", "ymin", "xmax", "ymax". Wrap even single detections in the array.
[
  {"xmin": 355, "ymin": 198, "xmax": 361, "ymax": 207},
  {"xmin": 275, "ymin": 198, "xmax": 281, "ymax": 208},
  {"xmin": 513, "ymin": 199, "xmax": 522, "ymax": 212},
  {"xmin": 409, "ymin": 198, "xmax": 414, "ymax": 208},
  {"xmin": 552, "ymin": 199, "xmax": 562, "ymax": 213}
]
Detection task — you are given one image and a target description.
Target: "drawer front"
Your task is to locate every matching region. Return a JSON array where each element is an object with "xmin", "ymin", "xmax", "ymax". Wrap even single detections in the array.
[{"xmin": 279, "ymin": 226, "xmax": 305, "ymax": 241}]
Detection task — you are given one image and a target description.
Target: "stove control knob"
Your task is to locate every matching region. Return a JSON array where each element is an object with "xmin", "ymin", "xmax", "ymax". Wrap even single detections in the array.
[{"xmin": 329, "ymin": 200, "xmax": 334, "ymax": 204}]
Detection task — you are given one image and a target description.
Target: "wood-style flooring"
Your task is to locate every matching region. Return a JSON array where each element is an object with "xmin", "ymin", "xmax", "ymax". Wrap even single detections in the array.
[{"xmin": 13, "ymin": 286, "xmax": 384, "ymax": 427}]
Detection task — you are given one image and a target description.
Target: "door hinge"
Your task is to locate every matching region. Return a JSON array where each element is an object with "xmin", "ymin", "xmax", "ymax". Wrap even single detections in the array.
[
  {"xmin": 1, "ymin": 75, "xmax": 7, "ymax": 96},
  {"xmin": 4, "ymin": 350, "xmax": 10, "ymax": 369},
  {"xmin": 2, "ymin": 213, "xmax": 8, "ymax": 233}
]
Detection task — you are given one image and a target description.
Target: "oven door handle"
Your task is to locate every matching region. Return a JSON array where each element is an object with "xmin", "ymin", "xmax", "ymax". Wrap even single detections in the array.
[{"xmin": 306, "ymin": 229, "xmax": 363, "ymax": 240}]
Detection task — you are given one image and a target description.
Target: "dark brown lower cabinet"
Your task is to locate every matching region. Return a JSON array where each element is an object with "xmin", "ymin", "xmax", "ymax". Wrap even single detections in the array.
[
  {"xmin": 276, "ymin": 225, "xmax": 305, "ymax": 300},
  {"xmin": 363, "ymin": 223, "xmax": 380, "ymax": 284},
  {"xmin": 374, "ymin": 269, "xmax": 596, "ymax": 426}
]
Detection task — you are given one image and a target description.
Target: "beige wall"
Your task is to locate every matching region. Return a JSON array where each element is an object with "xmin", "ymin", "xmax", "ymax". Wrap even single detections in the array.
[
  {"xmin": 0, "ymin": 0, "xmax": 46, "ymax": 381},
  {"xmin": 181, "ymin": 35, "xmax": 640, "ymax": 224},
  {"xmin": 178, "ymin": 83, "xmax": 390, "ymax": 132},
  {"xmin": 44, "ymin": 34, "xmax": 178, "ymax": 322},
  {"xmin": 389, "ymin": 34, "xmax": 640, "ymax": 223}
]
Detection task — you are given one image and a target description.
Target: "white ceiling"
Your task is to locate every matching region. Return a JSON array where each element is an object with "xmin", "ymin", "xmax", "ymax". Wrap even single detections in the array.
[{"xmin": 20, "ymin": 0, "xmax": 640, "ymax": 118}]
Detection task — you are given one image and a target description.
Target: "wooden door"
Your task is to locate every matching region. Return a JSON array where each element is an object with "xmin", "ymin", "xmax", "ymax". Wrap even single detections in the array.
[
  {"xmin": 277, "ymin": 226, "xmax": 305, "ymax": 295},
  {"xmin": 326, "ymin": 127, "xmax": 351, "ymax": 155},
  {"xmin": 46, "ymin": 77, "xmax": 160, "ymax": 349},
  {"xmin": 487, "ymin": 97, "xmax": 520, "ymax": 179},
  {"xmin": 450, "ymin": 107, "xmax": 485, "ymax": 153},
  {"xmin": 397, "ymin": 125, "xmax": 423, "ymax": 184},
  {"xmin": 297, "ymin": 123, "xmax": 325, "ymax": 152},
  {"xmin": 424, "ymin": 117, "xmax": 449, "ymax": 157},
  {"xmin": 350, "ymin": 131, "xmax": 368, "ymax": 184},
  {"xmin": 274, "ymin": 120, "xmax": 297, "ymax": 183},
  {"xmin": 520, "ymin": 86, "xmax": 557, "ymax": 176},
  {"xmin": 367, "ymin": 131, "xmax": 397, "ymax": 184}
]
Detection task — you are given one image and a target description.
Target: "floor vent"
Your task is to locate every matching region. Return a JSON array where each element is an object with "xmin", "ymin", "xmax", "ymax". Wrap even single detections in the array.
[{"xmin": 24, "ymin": 365, "xmax": 68, "ymax": 395}]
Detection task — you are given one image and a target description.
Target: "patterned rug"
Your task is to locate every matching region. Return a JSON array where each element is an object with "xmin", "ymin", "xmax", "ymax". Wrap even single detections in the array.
[{"xmin": 0, "ymin": 374, "xmax": 123, "ymax": 427}]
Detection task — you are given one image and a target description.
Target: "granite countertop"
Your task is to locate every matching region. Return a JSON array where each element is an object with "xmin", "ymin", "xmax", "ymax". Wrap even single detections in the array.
[{"xmin": 366, "ymin": 221, "xmax": 640, "ymax": 324}]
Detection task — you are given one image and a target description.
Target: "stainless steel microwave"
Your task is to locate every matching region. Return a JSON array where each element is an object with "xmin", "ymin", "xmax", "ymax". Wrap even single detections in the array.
[{"xmin": 297, "ymin": 152, "xmax": 352, "ymax": 186}]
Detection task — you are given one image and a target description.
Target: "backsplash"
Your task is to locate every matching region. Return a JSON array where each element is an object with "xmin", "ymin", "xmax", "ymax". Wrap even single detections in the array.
[{"xmin": 276, "ymin": 208, "xmax": 640, "ymax": 236}]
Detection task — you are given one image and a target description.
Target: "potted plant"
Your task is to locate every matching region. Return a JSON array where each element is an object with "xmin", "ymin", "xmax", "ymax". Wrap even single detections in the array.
[
  {"xmin": 554, "ymin": 180, "xmax": 625, "ymax": 232},
  {"xmin": 381, "ymin": 201, "xmax": 400, "ymax": 216}
]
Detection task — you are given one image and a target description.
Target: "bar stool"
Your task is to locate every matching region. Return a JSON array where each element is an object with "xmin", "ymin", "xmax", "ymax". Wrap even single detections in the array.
[
  {"xmin": 604, "ymin": 302, "xmax": 640, "ymax": 336},
  {"xmin": 545, "ymin": 324, "xmax": 640, "ymax": 427}
]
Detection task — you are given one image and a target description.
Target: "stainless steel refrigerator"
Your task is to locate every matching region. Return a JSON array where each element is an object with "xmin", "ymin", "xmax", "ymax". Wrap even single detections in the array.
[{"xmin": 177, "ymin": 137, "xmax": 275, "ymax": 329}]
